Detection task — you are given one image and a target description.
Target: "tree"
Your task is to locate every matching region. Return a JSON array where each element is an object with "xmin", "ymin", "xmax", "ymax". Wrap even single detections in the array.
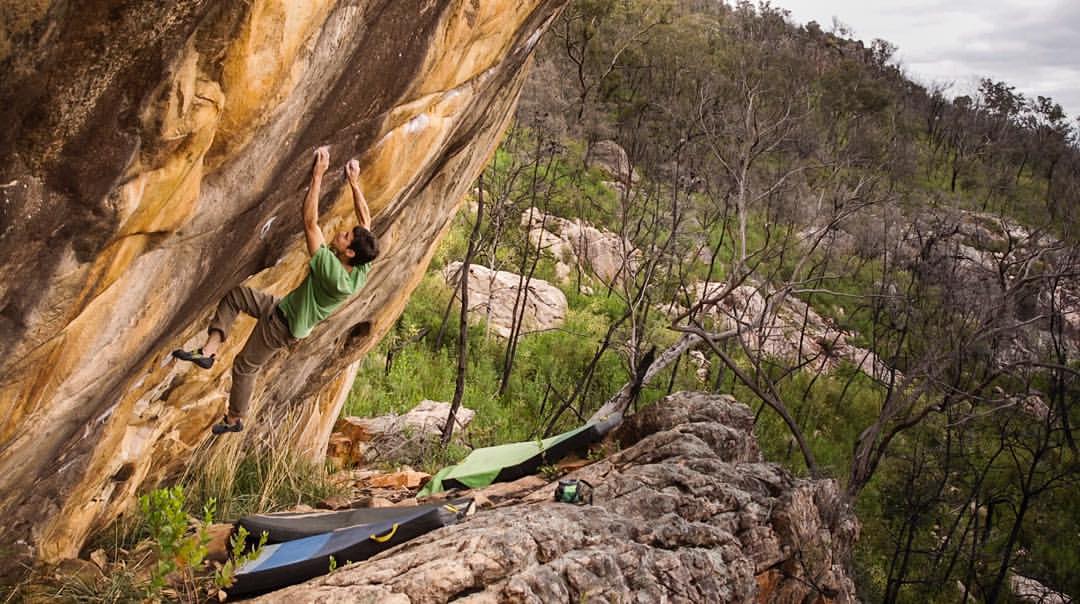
[
  {"xmin": 441, "ymin": 177, "xmax": 485, "ymax": 446},
  {"xmin": 1028, "ymin": 96, "xmax": 1071, "ymax": 218}
]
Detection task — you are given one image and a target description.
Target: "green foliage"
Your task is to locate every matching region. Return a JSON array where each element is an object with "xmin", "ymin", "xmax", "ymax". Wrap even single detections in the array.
[
  {"xmin": 431, "ymin": 213, "xmax": 471, "ymax": 271},
  {"xmin": 538, "ymin": 464, "xmax": 560, "ymax": 481},
  {"xmin": 347, "ymin": 225, "xmax": 631, "ymax": 447},
  {"xmin": 214, "ymin": 525, "xmax": 268, "ymax": 590},
  {"xmin": 137, "ymin": 486, "xmax": 212, "ymax": 597},
  {"xmin": 54, "ymin": 488, "xmax": 271, "ymax": 601}
]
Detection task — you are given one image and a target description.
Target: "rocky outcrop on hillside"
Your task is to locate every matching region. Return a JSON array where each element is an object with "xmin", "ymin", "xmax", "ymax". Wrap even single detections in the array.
[
  {"xmin": 674, "ymin": 280, "xmax": 894, "ymax": 379},
  {"xmin": 522, "ymin": 207, "xmax": 638, "ymax": 285},
  {"xmin": 0, "ymin": 0, "xmax": 567, "ymax": 570},
  {"xmin": 588, "ymin": 139, "xmax": 639, "ymax": 188},
  {"xmin": 328, "ymin": 400, "xmax": 475, "ymax": 469},
  {"xmin": 443, "ymin": 261, "xmax": 568, "ymax": 338},
  {"xmin": 253, "ymin": 392, "xmax": 859, "ymax": 603},
  {"xmin": 1009, "ymin": 573, "xmax": 1073, "ymax": 604},
  {"xmin": 828, "ymin": 206, "xmax": 1079, "ymax": 362}
]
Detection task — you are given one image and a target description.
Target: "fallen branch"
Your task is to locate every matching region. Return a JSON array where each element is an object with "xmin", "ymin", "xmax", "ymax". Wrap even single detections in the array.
[
  {"xmin": 587, "ymin": 332, "xmax": 709, "ymax": 424},
  {"xmin": 673, "ymin": 323, "xmax": 821, "ymax": 477}
]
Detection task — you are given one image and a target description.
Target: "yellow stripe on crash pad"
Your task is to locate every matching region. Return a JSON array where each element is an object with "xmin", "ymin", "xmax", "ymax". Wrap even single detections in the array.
[{"xmin": 370, "ymin": 524, "xmax": 399, "ymax": 543}]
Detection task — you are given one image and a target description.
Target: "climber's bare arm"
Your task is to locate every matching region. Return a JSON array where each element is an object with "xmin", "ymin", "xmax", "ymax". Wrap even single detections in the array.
[
  {"xmin": 304, "ymin": 146, "xmax": 330, "ymax": 255},
  {"xmin": 345, "ymin": 159, "xmax": 372, "ymax": 230}
]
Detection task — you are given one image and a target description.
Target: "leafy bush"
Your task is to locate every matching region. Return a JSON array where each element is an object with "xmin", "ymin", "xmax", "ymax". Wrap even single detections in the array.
[
  {"xmin": 138, "ymin": 486, "xmax": 212, "ymax": 598},
  {"xmin": 134, "ymin": 486, "xmax": 268, "ymax": 601},
  {"xmin": 214, "ymin": 525, "xmax": 267, "ymax": 590}
]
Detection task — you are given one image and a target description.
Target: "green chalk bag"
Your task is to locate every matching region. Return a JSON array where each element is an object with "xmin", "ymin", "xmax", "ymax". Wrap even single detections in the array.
[{"xmin": 554, "ymin": 478, "xmax": 594, "ymax": 505}]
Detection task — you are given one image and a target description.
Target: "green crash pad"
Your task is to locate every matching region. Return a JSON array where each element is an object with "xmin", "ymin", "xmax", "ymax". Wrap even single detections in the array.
[{"xmin": 419, "ymin": 416, "xmax": 619, "ymax": 497}]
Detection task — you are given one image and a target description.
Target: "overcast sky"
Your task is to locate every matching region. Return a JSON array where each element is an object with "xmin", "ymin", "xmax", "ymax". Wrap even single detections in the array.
[{"xmin": 775, "ymin": 0, "xmax": 1080, "ymax": 120}]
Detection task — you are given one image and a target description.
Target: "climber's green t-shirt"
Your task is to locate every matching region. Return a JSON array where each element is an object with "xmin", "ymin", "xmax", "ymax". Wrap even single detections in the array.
[{"xmin": 278, "ymin": 245, "xmax": 370, "ymax": 339}]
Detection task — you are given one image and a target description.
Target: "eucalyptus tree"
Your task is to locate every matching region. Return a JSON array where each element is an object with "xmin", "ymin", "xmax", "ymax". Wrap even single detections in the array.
[{"xmin": 1026, "ymin": 96, "xmax": 1073, "ymax": 219}]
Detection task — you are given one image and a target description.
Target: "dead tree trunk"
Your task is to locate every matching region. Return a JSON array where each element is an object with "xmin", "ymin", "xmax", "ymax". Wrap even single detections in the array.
[
  {"xmin": 442, "ymin": 178, "xmax": 485, "ymax": 446},
  {"xmin": 587, "ymin": 332, "xmax": 705, "ymax": 423}
]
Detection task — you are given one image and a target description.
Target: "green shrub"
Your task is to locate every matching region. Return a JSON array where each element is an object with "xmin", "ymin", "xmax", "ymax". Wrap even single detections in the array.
[
  {"xmin": 138, "ymin": 486, "xmax": 212, "ymax": 598},
  {"xmin": 214, "ymin": 525, "xmax": 268, "ymax": 590}
]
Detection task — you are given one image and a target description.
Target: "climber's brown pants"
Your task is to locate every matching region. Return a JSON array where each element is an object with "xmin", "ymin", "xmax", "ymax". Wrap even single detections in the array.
[{"xmin": 208, "ymin": 286, "xmax": 296, "ymax": 419}]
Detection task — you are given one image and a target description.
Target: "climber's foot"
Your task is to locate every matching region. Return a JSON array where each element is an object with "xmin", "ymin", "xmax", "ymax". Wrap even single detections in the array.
[
  {"xmin": 172, "ymin": 348, "xmax": 215, "ymax": 369},
  {"xmin": 211, "ymin": 416, "xmax": 244, "ymax": 435}
]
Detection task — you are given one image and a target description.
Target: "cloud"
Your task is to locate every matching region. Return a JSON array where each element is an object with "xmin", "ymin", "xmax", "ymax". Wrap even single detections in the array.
[
  {"xmin": 947, "ymin": 1, "xmax": 1080, "ymax": 68},
  {"xmin": 777, "ymin": 0, "xmax": 1080, "ymax": 117},
  {"xmin": 919, "ymin": 1, "xmax": 1080, "ymax": 113}
]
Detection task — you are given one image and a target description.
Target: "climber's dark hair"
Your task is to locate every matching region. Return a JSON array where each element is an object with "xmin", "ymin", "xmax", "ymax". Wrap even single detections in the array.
[{"xmin": 349, "ymin": 226, "xmax": 379, "ymax": 266}]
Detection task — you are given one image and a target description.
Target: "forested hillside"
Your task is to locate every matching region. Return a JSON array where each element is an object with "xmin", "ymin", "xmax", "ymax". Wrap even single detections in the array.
[{"xmin": 348, "ymin": 1, "xmax": 1079, "ymax": 602}]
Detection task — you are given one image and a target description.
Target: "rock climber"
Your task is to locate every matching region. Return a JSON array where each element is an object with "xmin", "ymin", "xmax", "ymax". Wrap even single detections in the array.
[{"xmin": 172, "ymin": 146, "xmax": 378, "ymax": 434}]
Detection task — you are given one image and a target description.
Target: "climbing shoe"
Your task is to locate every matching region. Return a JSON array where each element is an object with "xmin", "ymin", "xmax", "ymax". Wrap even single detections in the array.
[
  {"xmin": 172, "ymin": 348, "xmax": 215, "ymax": 369},
  {"xmin": 211, "ymin": 416, "xmax": 244, "ymax": 435}
]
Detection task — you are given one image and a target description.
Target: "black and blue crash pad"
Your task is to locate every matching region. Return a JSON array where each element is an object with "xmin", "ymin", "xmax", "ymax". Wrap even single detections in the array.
[{"xmin": 227, "ymin": 499, "xmax": 471, "ymax": 597}]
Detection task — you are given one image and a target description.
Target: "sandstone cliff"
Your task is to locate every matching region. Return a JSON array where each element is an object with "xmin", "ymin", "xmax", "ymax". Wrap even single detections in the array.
[
  {"xmin": 0, "ymin": 0, "xmax": 566, "ymax": 569},
  {"xmin": 252, "ymin": 392, "xmax": 859, "ymax": 603}
]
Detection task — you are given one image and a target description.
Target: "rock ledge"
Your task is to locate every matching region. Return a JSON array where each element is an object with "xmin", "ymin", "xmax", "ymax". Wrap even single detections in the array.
[{"xmin": 254, "ymin": 392, "xmax": 859, "ymax": 603}]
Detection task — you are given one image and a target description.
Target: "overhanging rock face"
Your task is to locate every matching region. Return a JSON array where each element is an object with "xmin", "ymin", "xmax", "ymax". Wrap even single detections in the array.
[
  {"xmin": 252, "ymin": 392, "xmax": 860, "ymax": 603},
  {"xmin": 0, "ymin": 0, "xmax": 566, "ymax": 568}
]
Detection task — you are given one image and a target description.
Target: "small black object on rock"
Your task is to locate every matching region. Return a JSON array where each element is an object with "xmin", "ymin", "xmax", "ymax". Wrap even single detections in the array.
[{"xmin": 554, "ymin": 478, "xmax": 593, "ymax": 505}]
